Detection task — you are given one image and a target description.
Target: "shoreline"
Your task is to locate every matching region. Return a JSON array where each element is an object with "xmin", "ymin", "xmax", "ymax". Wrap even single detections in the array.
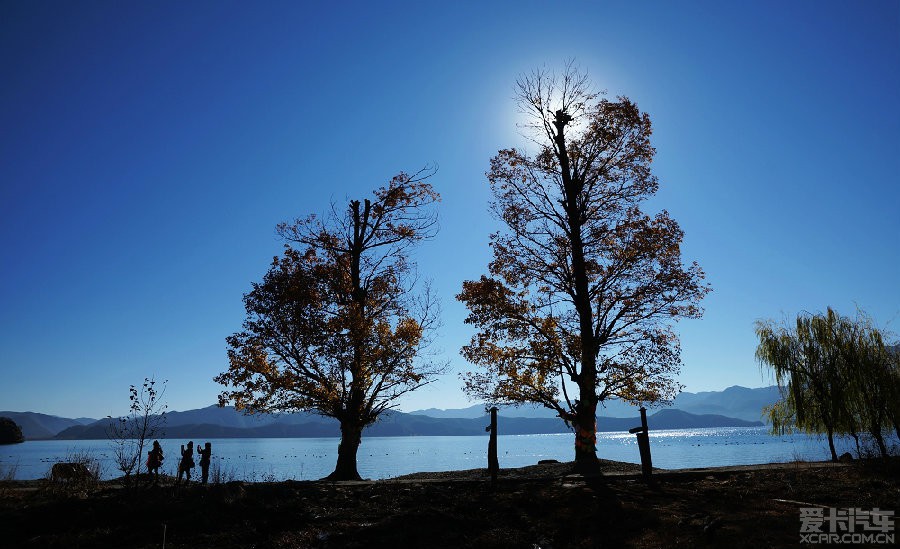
[
  {"xmin": 0, "ymin": 455, "xmax": 857, "ymax": 487},
  {"xmin": 1, "ymin": 457, "xmax": 897, "ymax": 548}
]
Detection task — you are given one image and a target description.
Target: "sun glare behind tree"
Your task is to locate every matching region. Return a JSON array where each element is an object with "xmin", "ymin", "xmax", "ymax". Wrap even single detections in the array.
[{"xmin": 458, "ymin": 62, "xmax": 711, "ymax": 470}]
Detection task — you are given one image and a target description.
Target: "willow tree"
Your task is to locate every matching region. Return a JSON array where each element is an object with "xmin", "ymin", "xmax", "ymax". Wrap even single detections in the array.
[
  {"xmin": 217, "ymin": 170, "xmax": 443, "ymax": 480},
  {"xmin": 458, "ymin": 64, "xmax": 710, "ymax": 469},
  {"xmin": 757, "ymin": 307, "xmax": 900, "ymax": 460},
  {"xmin": 756, "ymin": 309, "xmax": 850, "ymax": 460},
  {"xmin": 841, "ymin": 314, "xmax": 897, "ymax": 457}
]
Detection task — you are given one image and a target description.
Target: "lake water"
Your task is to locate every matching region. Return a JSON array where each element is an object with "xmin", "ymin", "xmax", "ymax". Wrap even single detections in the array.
[{"xmin": 0, "ymin": 427, "xmax": 884, "ymax": 481}]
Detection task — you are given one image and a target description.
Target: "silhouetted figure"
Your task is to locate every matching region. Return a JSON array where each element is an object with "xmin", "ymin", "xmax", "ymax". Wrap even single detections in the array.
[
  {"xmin": 146, "ymin": 440, "xmax": 164, "ymax": 484},
  {"xmin": 197, "ymin": 442, "xmax": 212, "ymax": 484},
  {"xmin": 177, "ymin": 441, "xmax": 195, "ymax": 484}
]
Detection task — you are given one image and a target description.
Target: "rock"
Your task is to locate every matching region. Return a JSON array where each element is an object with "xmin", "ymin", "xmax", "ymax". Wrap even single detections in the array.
[
  {"xmin": 0, "ymin": 417, "xmax": 25, "ymax": 444},
  {"xmin": 50, "ymin": 462, "xmax": 94, "ymax": 482},
  {"xmin": 838, "ymin": 452, "xmax": 854, "ymax": 463},
  {"xmin": 537, "ymin": 459, "xmax": 559, "ymax": 465}
]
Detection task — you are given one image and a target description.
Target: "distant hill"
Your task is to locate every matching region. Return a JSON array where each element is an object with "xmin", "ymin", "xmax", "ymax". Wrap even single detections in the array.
[
  {"xmin": 0, "ymin": 411, "xmax": 96, "ymax": 440},
  {"xmin": 0, "ymin": 417, "xmax": 25, "ymax": 444},
  {"xmin": 2, "ymin": 405, "xmax": 333, "ymax": 440},
  {"xmin": 412, "ymin": 400, "xmax": 646, "ymax": 420},
  {"xmin": 408, "ymin": 385, "xmax": 781, "ymax": 423},
  {"xmin": 672, "ymin": 385, "xmax": 781, "ymax": 422},
  {"xmin": 642, "ymin": 409, "xmax": 763, "ymax": 430},
  {"xmin": 54, "ymin": 406, "xmax": 336, "ymax": 440},
  {"xmin": 54, "ymin": 419, "xmax": 341, "ymax": 440},
  {"xmin": 162, "ymin": 405, "xmax": 329, "ymax": 429}
]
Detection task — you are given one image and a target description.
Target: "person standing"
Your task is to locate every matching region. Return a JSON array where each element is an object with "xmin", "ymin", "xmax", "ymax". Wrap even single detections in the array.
[
  {"xmin": 177, "ymin": 441, "xmax": 195, "ymax": 484},
  {"xmin": 197, "ymin": 442, "xmax": 212, "ymax": 484},
  {"xmin": 146, "ymin": 440, "xmax": 164, "ymax": 485}
]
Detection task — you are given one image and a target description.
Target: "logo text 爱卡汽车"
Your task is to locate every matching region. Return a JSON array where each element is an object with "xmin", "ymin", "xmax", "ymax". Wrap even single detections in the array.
[{"xmin": 800, "ymin": 507, "xmax": 894, "ymax": 544}]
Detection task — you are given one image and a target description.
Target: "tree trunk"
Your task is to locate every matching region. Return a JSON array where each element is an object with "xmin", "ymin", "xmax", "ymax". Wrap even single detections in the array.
[
  {"xmin": 325, "ymin": 200, "xmax": 370, "ymax": 482},
  {"xmin": 553, "ymin": 110, "xmax": 600, "ymax": 470},
  {"xmin": 826, "ymin": 427, "xmax": 837, "ymax": 461},
  {"xmin": 136, "ymin": 441, "xmax": 144, "ymax": 477},
  {"xmin": 573, "ymin": 398, "xmax": 599, "ymax": 471},
  {"xmin": 328, "ymin": 421, "xmax": 363, "ymax": 480},
  {"xmin": 870, "ymin": 425, "xmax": 888, "ymax": 458}
]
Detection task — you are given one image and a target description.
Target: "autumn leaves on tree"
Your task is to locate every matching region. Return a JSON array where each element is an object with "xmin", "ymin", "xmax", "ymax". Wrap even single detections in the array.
[
  {"xmin": 457, "ymin": 64, "xmax": 709, "ymax": 468},
  {"xmin": 216, "ymin": 171, "xmax": 444, "ymax": 480},
  {"xmin": 217, "ymin": 63, "xmax": 711, "ymax": 478}
]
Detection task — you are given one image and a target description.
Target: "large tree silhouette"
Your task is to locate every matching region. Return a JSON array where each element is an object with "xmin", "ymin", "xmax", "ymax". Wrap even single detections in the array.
[
  {"xmin": 217, "ymin": 170, "xmax": 443, "ymax": 480},
  {"xmin": 458, "ymin": 64, "xmax": 710, "ymax": 469}
]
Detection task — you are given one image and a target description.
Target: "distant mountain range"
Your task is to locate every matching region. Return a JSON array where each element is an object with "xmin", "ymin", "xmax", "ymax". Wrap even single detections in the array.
[
  {"xmin": 2, "ymin": 385, "xmax": 775, "ymax": 441},
  {"xmin": 410, "ymin": 385, "xmax": 781, "ymax": 423},
  {"xmin": 0, "ymin": 411, "xmax": 96, "ymax": 440},
  {"xmin": 43, "ymin": 407, "xmax": 760, "ymax": 440}
]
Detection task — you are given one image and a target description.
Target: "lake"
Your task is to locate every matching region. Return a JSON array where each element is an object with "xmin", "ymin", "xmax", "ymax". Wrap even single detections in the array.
[{"xmin": 0, "ymin": 426, "xmax": 881, "ymax": 481}]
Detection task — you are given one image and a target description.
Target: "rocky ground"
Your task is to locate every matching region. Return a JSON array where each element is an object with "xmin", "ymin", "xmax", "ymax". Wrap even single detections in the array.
[{"xmin": 1, "ymin": 458, "xmax": 897, "ymax": 548}]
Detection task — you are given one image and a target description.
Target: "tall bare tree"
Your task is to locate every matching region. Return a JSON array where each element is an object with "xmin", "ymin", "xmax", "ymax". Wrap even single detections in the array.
[
  {"xmin": 458, "ymin": 64, "xmax": 710, "ymax": 469},
  {"xmin": 217, "ymin": 169, "xmax": 444, "ymax": 480}
]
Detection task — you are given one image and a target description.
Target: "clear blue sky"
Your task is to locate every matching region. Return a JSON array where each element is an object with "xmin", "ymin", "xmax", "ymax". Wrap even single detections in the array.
[{"xmin": 2, "ymin": 1, "xmax": 898, "ymax": 419}]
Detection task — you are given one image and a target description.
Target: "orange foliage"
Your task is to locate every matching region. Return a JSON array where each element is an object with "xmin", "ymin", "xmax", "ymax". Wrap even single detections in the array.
[
  {"xmin": 458, "ymin": 64, "xmax": 710, "ymax": 461},
  {"xmin": 216, "ymin": 168, "xmax": 444, "ymax": 431}
]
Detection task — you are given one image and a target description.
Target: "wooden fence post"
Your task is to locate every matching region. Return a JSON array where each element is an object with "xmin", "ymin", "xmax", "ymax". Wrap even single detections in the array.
[{"xmin": 486, "ymin": 407, "xmax": 499, "ymax": 486}]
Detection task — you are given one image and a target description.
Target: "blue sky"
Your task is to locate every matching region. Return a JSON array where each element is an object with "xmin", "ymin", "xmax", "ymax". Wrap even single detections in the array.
[{"xmin": 1, "ymin": 1, "xmax": 898, "ymax": 419}]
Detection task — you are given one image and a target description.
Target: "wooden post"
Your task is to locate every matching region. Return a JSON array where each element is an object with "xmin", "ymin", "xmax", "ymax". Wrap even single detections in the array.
[
  {"xmin": 487, "ymin": 407, "xmax": 499, "ymax": 486},
  {"xmin": 637, "ymin": 406, "xmax": 652, "ymax": 477},
  {"xmin": 629, "ymin": 407, "xmax": 653, "ymax": 478}
]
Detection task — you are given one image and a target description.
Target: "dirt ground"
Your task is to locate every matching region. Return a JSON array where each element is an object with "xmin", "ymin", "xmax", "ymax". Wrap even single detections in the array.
[{"xmin": 1, "ymin": 458, "xmax": 897, "ymax": 548}]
